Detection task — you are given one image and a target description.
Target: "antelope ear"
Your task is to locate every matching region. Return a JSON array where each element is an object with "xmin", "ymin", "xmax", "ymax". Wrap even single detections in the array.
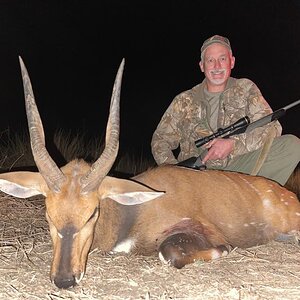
[
  {"xmin": 0, "ymin": 172, "xmax": 48, "ymax": 198},
  {"xmin": 107, "ymin": 191, "xmax": 165, "ymax": 205},
  {"xmin": 99, "ymin": 176, "xmax": 165, "ymax": 205}
]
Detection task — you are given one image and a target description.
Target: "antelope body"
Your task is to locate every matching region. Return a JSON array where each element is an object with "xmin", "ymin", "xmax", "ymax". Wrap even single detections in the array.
[{"xmin": 0, "ymin": 58, "xmax": 299, "ymax": 289}]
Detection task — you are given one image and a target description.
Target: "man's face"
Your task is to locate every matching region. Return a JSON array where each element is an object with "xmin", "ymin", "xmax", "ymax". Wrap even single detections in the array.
[{"xmin": 200, "ymin": 43, "xmax": 235, "ymax": 91}]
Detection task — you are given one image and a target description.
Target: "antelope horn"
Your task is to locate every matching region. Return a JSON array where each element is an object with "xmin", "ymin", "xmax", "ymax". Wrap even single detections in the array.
[
  {"xmin": 19, "ymin": 56, "xmax": 66, "ymax": 192},
  {"xmin": 80, "ymin": 58, "xmax": 125, "ymax": 194}
]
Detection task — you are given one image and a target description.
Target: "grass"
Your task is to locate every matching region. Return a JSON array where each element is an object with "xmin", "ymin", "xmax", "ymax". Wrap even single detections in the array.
[
  {"xmin": 0, "ymin": 129, "xmax": 34, "ymax": 171},
  {"xmin": 0, "ymin": 128, "xmax": 155, "ymax": 175}
]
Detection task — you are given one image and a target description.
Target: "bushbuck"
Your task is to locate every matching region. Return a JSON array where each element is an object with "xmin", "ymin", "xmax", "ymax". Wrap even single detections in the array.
[{"xmin": 0, "ymin": 57, "xmax": 299, "ymax": 289}]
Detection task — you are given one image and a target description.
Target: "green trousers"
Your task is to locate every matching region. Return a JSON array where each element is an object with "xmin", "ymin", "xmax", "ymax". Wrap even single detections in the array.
[{"xmin": 216, "ymin": 134, "xmax": 300, "ymax": 185}]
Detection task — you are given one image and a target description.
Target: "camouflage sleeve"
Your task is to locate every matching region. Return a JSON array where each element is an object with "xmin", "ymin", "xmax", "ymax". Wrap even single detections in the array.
[
  {"xmin": 151, "ymin": 96, "xmax": 183, "ymax": 165},
  {"xmin": 229, "ymin": 81, "xmax": 282, "ymax": 158}
]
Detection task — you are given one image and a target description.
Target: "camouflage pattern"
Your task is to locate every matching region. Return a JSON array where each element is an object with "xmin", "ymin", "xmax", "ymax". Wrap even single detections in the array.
[
  {"xmin": 201, "ymin": 35, "xmax": 231, "ymax": 59},
  {"xmin": 151, "ymin": 77, "xmax": 282, "ymax": 168}
]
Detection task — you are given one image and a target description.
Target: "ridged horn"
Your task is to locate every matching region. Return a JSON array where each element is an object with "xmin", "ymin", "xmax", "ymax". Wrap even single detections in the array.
[
  {"xmin": 19, "ymin": 56, "xmax": 66, "ymax": 192},
  {"xmin": 80, "ymin": 59, "xmax": 125, "ymax": 194}
]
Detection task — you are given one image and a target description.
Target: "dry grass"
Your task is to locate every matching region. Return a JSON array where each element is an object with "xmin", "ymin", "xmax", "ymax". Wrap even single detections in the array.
[
  {"xmin": 0, "ymin": 129, "xmax": 154, "ymax": 175},
  {"xmin": 0, "ymin": 129, "xmax": 34, "ymax": 170},
  {"xmin": 0, "ymin": 192, "xmax": 300, "ymax": 300},
  {"xmin": 0, "ymin": 129, "xmax": 104, "ymax": 170}
]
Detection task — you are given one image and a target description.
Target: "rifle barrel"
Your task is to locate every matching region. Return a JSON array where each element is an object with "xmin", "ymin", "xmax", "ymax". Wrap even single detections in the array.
[
  {"xmin": 244, "ymin": 99, "xmax": 300, "ymax": 134},
  {"xmin": 282, "ymin": 99, "xmax": 300, "ymax": 110},
  {"xmin": 195, "ymin": 99, "xmax": 300, "ymax": 146},
  {"xmin": 180, "ymin": 98, "xmax": 300, "ymax": 169}
]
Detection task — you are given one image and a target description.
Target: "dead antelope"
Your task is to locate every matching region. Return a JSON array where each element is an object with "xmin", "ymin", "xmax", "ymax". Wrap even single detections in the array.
[{"xmin": 0, "ymin": 57, "xmax": 300, "ymax": 289}]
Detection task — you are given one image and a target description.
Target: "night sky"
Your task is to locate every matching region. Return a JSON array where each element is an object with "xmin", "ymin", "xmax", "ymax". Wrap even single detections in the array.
[{"xmin": 0, "ymin": 1, "xmax": 299, "ymax": 160}]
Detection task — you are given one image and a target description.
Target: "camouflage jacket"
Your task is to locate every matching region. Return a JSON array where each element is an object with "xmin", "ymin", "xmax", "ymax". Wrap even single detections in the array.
[{"xmin": 151, "ymin": 77, "xmax": 282, "ymax": 168}]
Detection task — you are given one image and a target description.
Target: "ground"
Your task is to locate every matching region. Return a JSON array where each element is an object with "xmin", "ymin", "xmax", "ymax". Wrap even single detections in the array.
[{"xmin": 0, "ymin": 193, "xmax": 300, "ymax": 300}]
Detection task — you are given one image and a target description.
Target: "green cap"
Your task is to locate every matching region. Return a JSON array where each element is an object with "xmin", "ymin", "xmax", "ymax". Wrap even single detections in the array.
[{"xmin": 201, "ymin": 35, "xmax": 231, "ymax": 55}]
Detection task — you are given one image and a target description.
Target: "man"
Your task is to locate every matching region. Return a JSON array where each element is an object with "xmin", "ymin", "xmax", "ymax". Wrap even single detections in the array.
[{"xmin": 151, "ymin": 35, "xmax": 300, "ymax": 185}]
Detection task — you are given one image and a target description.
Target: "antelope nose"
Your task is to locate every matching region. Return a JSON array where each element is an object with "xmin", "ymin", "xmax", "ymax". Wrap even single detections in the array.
[{"xmin": 54, "ymin": 275, "xmax": 76, "ymax": 289}]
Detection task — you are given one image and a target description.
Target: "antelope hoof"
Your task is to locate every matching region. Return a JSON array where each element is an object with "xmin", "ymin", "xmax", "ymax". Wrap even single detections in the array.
[{"xmin": 158, "ymin": 233, "xmax": 200, "ymax": 269}]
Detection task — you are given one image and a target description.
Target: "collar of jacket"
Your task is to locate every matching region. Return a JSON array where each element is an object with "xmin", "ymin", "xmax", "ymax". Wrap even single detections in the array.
[
  {"xmin": 192, "ymin": 77, "xmax": 236, "ymax": 119},
  {"xmin": 195, "ymin": 77, "xmax": 236, "ymax": 102}
]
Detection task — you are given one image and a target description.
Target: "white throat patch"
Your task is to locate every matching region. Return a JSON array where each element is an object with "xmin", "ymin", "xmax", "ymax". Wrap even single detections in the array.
[{"xmin": 112, "ymin": 238, "xmax": 135, "ymax": 254}]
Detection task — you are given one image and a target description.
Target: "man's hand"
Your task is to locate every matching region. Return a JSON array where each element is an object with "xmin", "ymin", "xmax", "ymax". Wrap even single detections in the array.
[{"xmin": 202, "ymin": 138, "xmax": 235, "ymax": 164}]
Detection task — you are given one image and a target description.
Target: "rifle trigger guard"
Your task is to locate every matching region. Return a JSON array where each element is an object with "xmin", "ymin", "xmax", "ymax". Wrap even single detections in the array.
[
  {"xmin": 177, "ymin": 156, "xmax": 207, "ymax": 171},
  {"xmin": 192, "ymin": 156, "xmax": 207, "ymax": 170}
]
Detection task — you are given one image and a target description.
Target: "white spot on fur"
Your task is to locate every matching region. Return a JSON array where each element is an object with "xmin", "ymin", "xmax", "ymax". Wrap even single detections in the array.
[
  {"xmin": 221, "ymin": 249, "xmax": 229, "ymax": 257},
  {"xmin": 262, "ymin": 198, "xmax": 272, "ymax": 209},
  {"xmin": 58, "ymin": 232, "xmax": 63, "ymax": 239},
  {"xmin": 296, "ymin": 212, "xmax": 300, "ymax": 217},
  {"xmin": 244, "ymin": 223, "xmax": 249, "ymax": 227},
  {"xmin": 266, "ymin": 189, "xmax": 272, "ymax": 192},
  {"xmin": 284, "ymin": 202, "xmax": 289, "ymax": 206},
  {"xmin": 239, "ymin": 178, "xmax": 261, "ymax": 195},
  {"xmin": 227, "ymin": 224, "xmax": 233, "ymax": 229},
  {"xmin": 112, "ymin": 238, "xmax": 135, "ymax": 253},
  {"xmin": 211, "ymin": 249, "xmax": 221, "ymax": 260},
  {"xmin": 250, "ymin": 222, "xmax": 256, "ymax": 225}
]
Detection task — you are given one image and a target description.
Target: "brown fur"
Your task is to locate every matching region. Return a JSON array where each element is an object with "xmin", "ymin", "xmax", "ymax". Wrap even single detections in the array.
[
  {"xmin": 285, "ymin": 165, "xmax": 300, "ymax": 200},
  {"xmin": 130, "ymin": 166, "xmax": 300, "ymax": 249}
]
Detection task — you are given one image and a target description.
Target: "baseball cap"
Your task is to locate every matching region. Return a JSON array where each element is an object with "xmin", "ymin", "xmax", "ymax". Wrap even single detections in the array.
[{"xmin": 201, "ymin": 35, "xmax": 231, "ymax": 55}]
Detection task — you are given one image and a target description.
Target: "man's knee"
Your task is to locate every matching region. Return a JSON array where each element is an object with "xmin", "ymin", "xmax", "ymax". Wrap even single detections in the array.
[{"xmin": 280, "ymin": 134, "xmax": 300, "ymax": 160}]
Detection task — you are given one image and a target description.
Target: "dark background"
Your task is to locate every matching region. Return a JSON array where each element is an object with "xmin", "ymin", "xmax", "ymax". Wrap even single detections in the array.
[{"xmin": 0, "ymin": 0, "xmax": 299, "ymax": 160}]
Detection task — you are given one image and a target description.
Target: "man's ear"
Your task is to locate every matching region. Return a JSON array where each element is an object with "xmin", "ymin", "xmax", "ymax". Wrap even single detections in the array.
[
  {"xmin": 199, "ymin": 60, "xmax": 204, "ymax": 72},
  {"xmin": 231, "ymin": 55, "xmax": 236, "ymax": 69}
]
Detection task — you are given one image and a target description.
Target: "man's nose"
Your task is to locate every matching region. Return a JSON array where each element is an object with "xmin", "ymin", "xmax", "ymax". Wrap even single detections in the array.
[{"xmin": 214, "ymin": 59, "xmax": 221, "ymax": 69}]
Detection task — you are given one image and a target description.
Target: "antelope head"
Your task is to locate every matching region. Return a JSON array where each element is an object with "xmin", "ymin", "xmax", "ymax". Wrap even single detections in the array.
[
  {"xmin": 17, "ymin": 57, "xmax": 123, "ymax": 288},
  {"xmin": 0, "ymin": 58, "xmax": 163, "ymax": 288}
]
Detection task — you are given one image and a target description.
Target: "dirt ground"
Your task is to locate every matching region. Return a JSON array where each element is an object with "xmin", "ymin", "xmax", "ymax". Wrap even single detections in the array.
[{"xmin": 0, "ymin": 193, "xmax": 300, "ymax": 300}]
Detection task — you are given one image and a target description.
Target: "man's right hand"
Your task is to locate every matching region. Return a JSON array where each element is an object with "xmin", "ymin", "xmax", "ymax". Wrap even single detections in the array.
[{"xmin": 202, "ymin": 138, "xmax": 235, "ymax": 164}]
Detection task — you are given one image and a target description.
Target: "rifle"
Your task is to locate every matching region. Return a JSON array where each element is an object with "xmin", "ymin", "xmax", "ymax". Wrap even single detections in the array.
[{"xmin": 177, "ymin": 99, "xmax": 300, "ymax": 170}]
